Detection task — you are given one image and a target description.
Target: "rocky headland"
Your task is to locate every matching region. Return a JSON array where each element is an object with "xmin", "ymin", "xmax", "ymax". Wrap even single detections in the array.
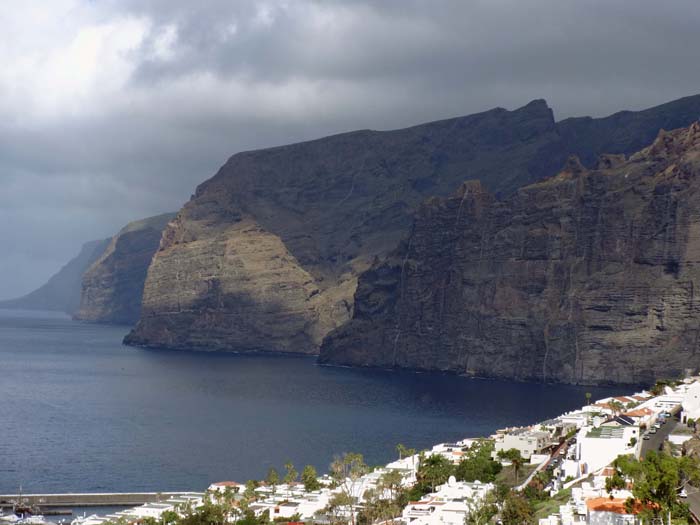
[{"xmin": 76, "ymin": 213, "xmax": 175, "ymax": 325}]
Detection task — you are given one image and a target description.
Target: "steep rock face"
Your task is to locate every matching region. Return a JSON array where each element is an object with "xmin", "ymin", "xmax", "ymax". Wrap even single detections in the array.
[
  {"xmin": 320, "ymin": 123, "xmax": 700, "ymax": 385},
  {"xmin": 126, "ymin": 95, "xmax": 700, "ymax": 355},
  {"xmin": 76, "ymin": 213, "xmax": 175, "ymax": 325},
  {"xmin": 126, "ymin": 100, "xmax": 567, "ymax": 353},
  {"xmin": 0, "ymin": 238, "xmax": 110, "ymax": 314}
]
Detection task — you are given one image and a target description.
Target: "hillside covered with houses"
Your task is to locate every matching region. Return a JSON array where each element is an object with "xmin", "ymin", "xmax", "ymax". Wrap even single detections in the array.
[{"xmin": 73, "ymin": 378, "xmax": 700, "ymax": 525}]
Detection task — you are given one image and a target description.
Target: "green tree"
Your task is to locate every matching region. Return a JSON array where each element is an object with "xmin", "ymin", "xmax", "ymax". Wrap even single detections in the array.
[
  {"xmin": 178, "ymin": 497, "xmax": 228, "ymax": 525},
  {"xmin": 650, "ymin": 380, "xmax": 669, "ymax": 396},
  {"xmin": 266, "ymin": 467, "xmax": 280, "ymax": 493},
  {"xmin": 161, "ymin": 510, "xmax": 179, "ymax": 525},
  {"xmin": 236, "ymin": 508, "xmax": 268, "ymax": 525},
  {"xmin": 416, "ymin": 453, "xmax": 454, "ymax": 492},
  {"xmin": 357, "ymin": 470, "xmax": 405, "ymax": 525},
  {"xmin": 243, "ymin": 480, "xmax": 258, "ymax": 503},
  {"xmin": 396, "ymin": 443, "xmax": 408, "ymax": 460},
  {"xmin": 585, "ymin": 392, "xmax": 592, "ymax": 405},
  {"xmin": 325, "ymin": 491, "xmax": 355, "ymax": 525},
  {"xmin": 396, "ymin": 483, "xmax": 425, "ymax": 508},
  {"xmin": 379, "ymin": 469, "xmax": 403, "ymax": 501},
  {"xmin": 464, "ymin": 491, "xmax": 499, "ymax": 525},
  {"xmin": 330, "ymin": 453, "xmax": 369, "ymax": 525},
  {"xmin": 301, "ymin": 464, "xmax": 321, "ymax": 492},
  {"xmin": 501, "ymin": 492, "xmax": 534, "ymax": 525},
  {"xmin": 359, "ymin": 486, "xmax": 403, "ymax": 525},
  {"xmin": 284, "ymin": 461, "xmax": 298, "ymax": 485},
  {"xmin": 609, "ymin": 451, "xmax": 700, "ymax": 520},
  {"xmin": 455, "ymin": 441, "xmax": 502, "ymax": 483},
  {"xmin": 497, "ymin": 449, "xmax": 525, "ymax": 483},
  {"xmin": 608, "ymin": 400, "xmax": 625, "ymax": 416},
  {"xmin": 522, "ymin": 471, "xmax": 551, "ymax": 502}
]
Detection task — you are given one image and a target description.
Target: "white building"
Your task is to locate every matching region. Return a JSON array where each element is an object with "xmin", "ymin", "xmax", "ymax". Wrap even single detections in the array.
[
  {"xmin": 80, "ymin": 493, "xmax": 205, "ymax": 525},
  {"xmin": 429, "ymin": 442, "xmax": 475, "ymax": 465},
  {"xmin": 250, "ymin": 484, "xmax": 332, "ymax": 520},
  {"xmin": 538, "ymin": 503, "xmax": 586, "ymax": 525},
  {"xmin": 586, "ymin": 498, "xmax": 641, "ymax": 525},
  {"xmin": 208, "ymin": 481, "xmax": 243, "ymax": 495},
  {"xmin": 637, "ymin": 392, "xmax": 683, "ymax": 417},
  {"xmin": 402, "ymin": 477, "xmax": 494, "ymax": 525},
  {"xmin": 495, "ymin": 429, "xmax": 551, "ymax": 459},
  {"xmin": 574, "ymin": 423, "xmax": 640, "ymax": 475},
  {"xmin": 681, "ymin": 381, "xmax": 700, "ymax": 423},
  {"xmin": 385, "ymin": 454, "xmax": 420, "ymax": 485}
]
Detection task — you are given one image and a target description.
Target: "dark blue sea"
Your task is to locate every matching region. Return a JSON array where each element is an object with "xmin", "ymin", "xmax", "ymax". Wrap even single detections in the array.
[{"xmin": 0, "ymin": 309, "xmax": 627, "ymax": 494}]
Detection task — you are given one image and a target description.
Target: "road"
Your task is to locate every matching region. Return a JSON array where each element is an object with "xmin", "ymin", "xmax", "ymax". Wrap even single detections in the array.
[
  {"xmin": 637, "ymin": 417, "xmax": 700, "ymax": 522},
  {"xmin": 640, "ymin": 418, "xmax": 678, "ymax": 457},
  {"xmin": 683, "ymin": 483, "xmax": 700, "ymax": 524},
  {"xmin": 516, "ymin": 440, "xmax": 569, "ymax": 491}
]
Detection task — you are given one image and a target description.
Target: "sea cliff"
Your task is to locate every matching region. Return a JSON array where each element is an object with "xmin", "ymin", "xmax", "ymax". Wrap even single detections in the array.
[
  {"xmin": 76, "ymin": 213, "xmax": 175, "ymax": 325},
  {"xmin": 320, "ymin": 123, "xmax": 700, "ymax": 385}
]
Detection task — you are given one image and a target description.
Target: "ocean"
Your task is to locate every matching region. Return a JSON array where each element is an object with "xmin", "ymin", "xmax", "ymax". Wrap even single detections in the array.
[{"xmin": 0, "ymin": 309, "xmax": 626, "ymax": 493}]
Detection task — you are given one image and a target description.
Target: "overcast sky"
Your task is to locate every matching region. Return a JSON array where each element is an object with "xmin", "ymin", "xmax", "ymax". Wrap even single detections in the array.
[{"xmin": 1, "ymin": 0, "xmax": 699, "ymax": 299}]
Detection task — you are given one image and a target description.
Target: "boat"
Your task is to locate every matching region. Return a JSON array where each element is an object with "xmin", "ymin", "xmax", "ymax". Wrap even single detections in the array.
[
  {"xmin": 0, "ymin": 515, "xmax": 20, "ymax": 524},
  {"xmin": 71, "ymin": 514, "xmax": 99, "ymax": 525},
  {"xmin": 19, "ymin": 516, "xmax": 47, "ymax": 525}
]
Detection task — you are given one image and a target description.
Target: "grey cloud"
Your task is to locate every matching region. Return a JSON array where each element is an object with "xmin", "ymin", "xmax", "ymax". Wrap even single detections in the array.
[{"xmin": 1, "ymin": 0, "xmax": 700, "ymax": 298}]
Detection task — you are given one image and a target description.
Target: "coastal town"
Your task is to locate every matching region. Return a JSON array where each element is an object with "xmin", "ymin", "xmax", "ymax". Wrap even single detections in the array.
[
  {"xmin": 4, "ymin": 4, "xmax": 700, "ymax": 525},
  {"xmin": 6, "ymin": 378, "xmax": 700, "ymax": 525}
]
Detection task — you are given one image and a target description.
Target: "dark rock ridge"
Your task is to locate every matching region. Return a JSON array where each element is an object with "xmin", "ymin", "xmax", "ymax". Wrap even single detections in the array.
[
  {"xmin": 558, "ymin": 94, "xmax": 700, "ymax": 167},
  {"xmin": 125, "ymin": 94, "xmax": 700, "ymax": 356},
  {"xmin": 75, "ymin": 213, "xmax": 175, "ymax": 325},
  {"xmin": 0, "ymin": 238, "xmax": 110, "ymax": 315},
  {"xmin": 320, "ymin": 123, "xmax": 700, "ymax": 385}
]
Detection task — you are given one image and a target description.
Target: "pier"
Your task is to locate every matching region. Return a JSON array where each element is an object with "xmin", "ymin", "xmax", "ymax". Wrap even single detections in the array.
[{"xmin": 0, "ymin": 492, "xmax": 201, "ymax": 509}]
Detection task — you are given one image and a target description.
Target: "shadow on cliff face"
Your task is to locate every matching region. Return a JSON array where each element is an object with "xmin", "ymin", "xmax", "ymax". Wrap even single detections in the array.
[{"xmin": 124, "ymin": 278, "xmax": 320, "ymax": 355}]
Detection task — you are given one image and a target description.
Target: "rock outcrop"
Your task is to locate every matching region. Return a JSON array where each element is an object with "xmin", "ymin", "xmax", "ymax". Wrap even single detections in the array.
[
  {"xmin": 126, "ymin": 95, "xmax": 700, "ymax": 357},
  {"xmin": 76, "ymin": 213, "xmax": 175, "ymax": 325},
  {"xmin": 0, "ymin": 238, "xmax": 110, "ymax": 315},
  {"xmin": 320, "ymin": 123, "xmax": 700, "ymax": 385}
]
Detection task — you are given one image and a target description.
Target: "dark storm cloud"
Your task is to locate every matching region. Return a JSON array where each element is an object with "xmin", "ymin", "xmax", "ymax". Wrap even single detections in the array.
[{"xmin": 1, "ymin": 0, "xmax": 699, "ymax": 298}]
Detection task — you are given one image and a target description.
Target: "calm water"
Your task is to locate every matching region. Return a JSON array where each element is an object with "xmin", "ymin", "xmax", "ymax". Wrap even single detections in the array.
[{"xmin": 0, "ymin": 309, "xmax": 626, "ymax": 494}]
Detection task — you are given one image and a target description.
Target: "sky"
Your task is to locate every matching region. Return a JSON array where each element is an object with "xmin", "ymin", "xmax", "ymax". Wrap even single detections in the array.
[{"xmin": 1, "ymin": 0, "xmax": 700, "ymax": 299}]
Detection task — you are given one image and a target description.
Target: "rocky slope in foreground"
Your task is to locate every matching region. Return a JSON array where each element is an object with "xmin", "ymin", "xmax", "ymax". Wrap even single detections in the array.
[
  {"xmin": 0, "ymin": 238, "xmax": 110, "ymax": 315},
  {"xmin": 320, "ymin": 123, "xmax": 700, "ymax": 385},
  {"xmin": 125, "ymin": 95, "xmax": 700, "ymax": 356},
  {"xmin": 76, "ymin": 213, "xmax": 175, "ymax": 325}
]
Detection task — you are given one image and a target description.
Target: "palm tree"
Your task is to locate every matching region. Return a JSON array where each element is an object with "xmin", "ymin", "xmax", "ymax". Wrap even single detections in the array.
[
  {"xmin": 396, "ymin": 443, "xmax": 407, "ymax": 460},
  {"xmin": 497, "ymin": 448, "xmax": 524, "ymax": 483}
]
